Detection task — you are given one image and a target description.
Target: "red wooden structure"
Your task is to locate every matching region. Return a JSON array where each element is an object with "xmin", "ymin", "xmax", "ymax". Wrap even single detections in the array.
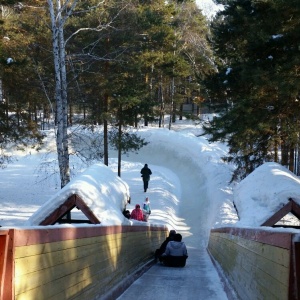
[
  {"xmin": 261, "ymin": 198, "xmax": 300, "ymax": 228},
  {"xmin": 39, "ymin": 194, "xmax": 101, "ymax": 225}
]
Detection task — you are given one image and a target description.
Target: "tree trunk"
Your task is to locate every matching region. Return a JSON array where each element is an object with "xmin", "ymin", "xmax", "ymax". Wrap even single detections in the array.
[
  {"xmin": 281, "ymin": 140, "xmax": 289, "ymax": 168},
  {"xmin": 274, "ymin": 135, "xmax": 278, "ymax": 162},
  {"xmin": 169, "ymin": 77, "xmax": 174, "ymax": 130},
  {"xmin": 172, "ymin": 103, "xmax": 176, "ymax": 123},
  {"xmin": 289, "ymin": 147, "xmax": 294, "ymax": 173},
  {"xmin": 158, "ymin": 83, "xmax": 164, "ymax": 128},
  {"xmin": 118, "ymin": 104, "xmax": 122, "ymax": 177},
  {"xmin": 0, "ymin": 78, "xmax": 2, "ymax": 102},
  {"xmin": 103, "ymin": 93, "xmax": 109, "ymax": 166},
  {"xmin": 69, "ymin": 98, "xmax": 73, "ymax": 126},
  {"xmin": 297, "ymin": 145, "xmax": 300, "ymax": 176},
  {"xmin": 48, "ymin": 0, "xmax": 70, "ymax": 188},
  {"xmin": 179, "ymin": 103, "xmax": 183, "ymax": 120}
]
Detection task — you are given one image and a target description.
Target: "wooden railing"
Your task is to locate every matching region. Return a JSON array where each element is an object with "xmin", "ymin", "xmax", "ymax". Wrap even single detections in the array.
[
  {"xmin": 0, "ymin": 230, "xmax": 12, "ymax": 300},
  {"xmin": 208, "ymin": 227, "xmax": 300, "ymax": 300},
  {"xmin": 0, "ymin": 225, "xmax": 167, "ymax": 300}
]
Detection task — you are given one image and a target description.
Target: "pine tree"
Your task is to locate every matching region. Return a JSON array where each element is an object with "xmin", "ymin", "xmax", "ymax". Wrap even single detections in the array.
[
  {"xmin": 0, "ymin": 2, "xmax": 45, "ymax": 167},
  {"xmin": 205, "ymin": 0, "xmax": 300, "ymax": 180}
]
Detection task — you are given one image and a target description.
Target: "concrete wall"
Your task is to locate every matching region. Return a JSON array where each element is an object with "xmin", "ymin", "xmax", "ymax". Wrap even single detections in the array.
[
  {"xmin": 208, "ymin": 227, "xmax": 298, "ymax": 300},
  {"xmin": 1, "ymin": 225, "xmax": 168, "ymax": 300}
]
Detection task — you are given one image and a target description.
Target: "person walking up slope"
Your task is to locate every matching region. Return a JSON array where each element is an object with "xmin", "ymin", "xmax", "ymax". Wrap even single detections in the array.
[{"xmin": 140, "ymin": 163, "xmax": 152, "ymax": 192}]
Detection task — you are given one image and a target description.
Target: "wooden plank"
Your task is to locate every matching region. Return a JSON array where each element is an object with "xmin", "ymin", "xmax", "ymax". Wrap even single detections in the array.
[
  {"xmin": 15, "ymin": 260, "xmax": 109, "ymax": 298},
  {"xmin": 15, "ymin": 229, "xmax": 157, "ymax": 260},
  {"xmin": 60, "ymin": 261, "xmax": 138, "ymax": 300},
  {"xmin": 15, "ymin": 243, "xmax": 103, "ymax": 276},
  {"xmin": 291, "ymin": 242, "xmax": 300, "ymax": 300},
  {"xmin": 39, "ymin": 194, "xmax": 101, "ymax": 225},
  {"xmin": 0, "ymin": 234, "xmax": 8, "ymax": 300},
  {"xmin": 291, "ymin": 200, "xmax": 300, "ymax": 220},
  {"xmin": 209, "ymin": 231, "xmax": 290, "ymax": 300},
  {"xmin": 211, "ymin": 232, "xmax": 290, "ymax": 267},
  {"xmin": 236, "ymin": 243, "xmax": 289, "ymax": 286},
  {"xmin": 15, "ymin": 233, "xmax": 124, "ymax": 258},
  {"xmin": 40, "ymin": 195, "xmax": 77, "ymax": 225},
  {"xmin": 15, "ymin": 231, "xmax": 158, "ymax": 291},
  {"xmin": 254, "ymin": 266, "xmax": 288, "ymax": 299},
  {"xmin": 261, "ymin": 201, "xmax": 292, "ymax": 226},
  {"xmin": 217, "ymin": 233, "xmax": 290, "ymax": 280},
  {"xmin": 15, "ymin": 234, "xmax": 138, "ymax": 276},
  {"xmin": 15, "ymin": 253, "xmax": 115, "ymax": 296},
  {"xmin": 210, "ymin": 227, "xmax": 292, "ymax": 249},
  {"xmin": 3, "ymin": 229, "xmax": 14, "ymax": 300},
  {"xmin": 13, "ymin": 228, "xmax": 165, "ymax": 299},
  {"xmin": 75, "ymin": 195, "xmax": 100, "ymax": 224},
  {"xmin": 13, "ymin": 225, "xmax": 165, "ymax": 247},
  {"xmin": 15, "ymin": 237, "xmax": 154, "ymax": 299}
]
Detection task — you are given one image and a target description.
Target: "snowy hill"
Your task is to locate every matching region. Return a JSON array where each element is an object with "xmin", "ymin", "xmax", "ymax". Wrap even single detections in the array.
[{"xmin": 1, "ymin": 119, "xmax": 300, "ymax": 245}]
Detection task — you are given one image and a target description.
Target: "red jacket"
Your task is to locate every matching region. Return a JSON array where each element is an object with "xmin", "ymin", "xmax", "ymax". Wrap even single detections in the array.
[{"xmin": 130, "ymin": 208, "xmax": 144, "ymax": 221}]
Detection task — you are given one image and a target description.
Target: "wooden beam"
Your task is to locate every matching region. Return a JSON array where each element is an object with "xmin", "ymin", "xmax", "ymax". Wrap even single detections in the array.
[
  {"xmin": 261, "ymin": 201, "xmax": 292, "ymax": 226},
  {"xmin": 39, "ymin": 195, "xmax": 76, "ymax": 225},
  {"xmin": 39, "ymin": 194, "xmax": 101, "ymax": 225},
  {"xmin": 291, "ymin": 200, "xmax": 300, "ymax": 220},
  {"xmin": 291, "ymin": 242, "xmax": 300, "ymax": 300},
  {"xmin": 2, "ymin": 230, "xmax": 14, "ymax": 300},
  {"xmin": 261, "ymin": 199, "xmax": 300, "ymax": 227},
  {"xmin": 75, "ymin": 195, "xmax": 100, "ymax": 224},
  {"xmin": 0, "ymin": 233, "xmax": 9, "ymax": 300}
]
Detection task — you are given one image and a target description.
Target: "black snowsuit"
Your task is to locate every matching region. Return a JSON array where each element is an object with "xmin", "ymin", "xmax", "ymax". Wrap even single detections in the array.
[{"xmin": 140, "ymin": 164, "xmax": 152, "ymax": 192}]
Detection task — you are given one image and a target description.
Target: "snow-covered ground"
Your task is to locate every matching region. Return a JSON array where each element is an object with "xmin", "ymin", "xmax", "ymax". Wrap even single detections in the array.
[
  {"xmin": 1, "ymin": 117, "xmax": 300, "ymax": 298},
  {"xmin": 1, "ymin": 117, "xmax": 300, "ymax": 233}
]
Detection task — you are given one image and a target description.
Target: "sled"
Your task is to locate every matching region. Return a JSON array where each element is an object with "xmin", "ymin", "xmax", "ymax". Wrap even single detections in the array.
[{"xmin": 161, "ymin": 255, "xmax": 188, "ymax": 267}]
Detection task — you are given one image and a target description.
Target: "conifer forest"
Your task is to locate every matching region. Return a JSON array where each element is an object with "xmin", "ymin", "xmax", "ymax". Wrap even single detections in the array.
[{"xmin": 1, "ymin": 0, "xmax": 300, "ymax": 185}]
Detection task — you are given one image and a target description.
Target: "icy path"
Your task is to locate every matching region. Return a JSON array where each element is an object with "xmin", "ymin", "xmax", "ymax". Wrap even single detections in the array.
[
  {"xmin": 117, "ymin": 248, "xmax": 228, "ymax": 300},
  {"xmin": 116, "ymin": 147, "xmax": 229, "ymax": 300}
]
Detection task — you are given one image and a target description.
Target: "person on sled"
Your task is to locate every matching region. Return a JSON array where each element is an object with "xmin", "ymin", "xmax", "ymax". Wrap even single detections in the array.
[
  {"xmin": 155, "ymin": 230, "xmax": 176, "ymax": 261},
  {"xmin": 161, "ymin": 233, "xmax": 188, "ymax": 267},
  {"xmin": 130, "ymin": 204, "xmax": 144, "ymax": 221}
]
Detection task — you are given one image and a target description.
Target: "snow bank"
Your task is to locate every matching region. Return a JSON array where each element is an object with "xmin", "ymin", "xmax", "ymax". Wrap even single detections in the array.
[
  {"xmin": 26, "ymin": 163, "xmax": 131, "ymax": 226},
  {"xmin": 234, "ymin": 162, "xmax": 300, "ymax": 226},
  {"xmin": 133, "ymin": 128, "xmax": 237, "ymax": 230}
]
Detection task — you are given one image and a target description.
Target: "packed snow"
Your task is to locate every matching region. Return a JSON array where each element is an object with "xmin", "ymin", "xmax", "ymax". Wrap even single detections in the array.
[
  {"xmin": 26, "ymin": 163, "xmax": 131, "ymax": 226},
  {"xmin": 234, "ymin": 162, "xmax": 300, "ymax": 228},
  {"xmin": 1, "ymin": 117, "xmax": 300, "ymax": 299},
  {"xmin": 1, "ymin": 117, "xmax": 300, "ymax": 239}
]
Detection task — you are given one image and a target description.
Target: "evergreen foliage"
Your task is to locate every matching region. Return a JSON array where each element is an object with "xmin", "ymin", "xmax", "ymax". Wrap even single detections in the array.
[
  {"xmin": 0, "ymin": 1, "xmax": 214, "ymax": 182},
  {"xmin": 0, "ymin": 2, "xmax": 46, "ymax": 166},
  {"xmin": 205, "ymin": 0, "xmax": 300, "ymax": 180}
]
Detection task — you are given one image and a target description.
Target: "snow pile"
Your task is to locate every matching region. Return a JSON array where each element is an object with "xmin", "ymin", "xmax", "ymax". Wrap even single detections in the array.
[
  {"xmin": 234, "ymin": 162, "xmax": 300, "ymax": 227},
  {"xmin": 26, "ymin": 163, "xmax": 130, "ymax": 226},
  {"xmin": 129, "ymin": 127, "xmax": 237, "ymax": 230},
  {"xmin": 2, "ymin": 120, "xmax": 300, "ymax": 234}
]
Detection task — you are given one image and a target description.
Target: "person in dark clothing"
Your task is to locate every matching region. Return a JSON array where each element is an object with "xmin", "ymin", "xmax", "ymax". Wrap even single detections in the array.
[
  {"xmin": 154, "ymin": 230, "xmax": 176, "ymax": 261},
  {"xmin": 122, "ymin": 209, "xmax": 131, "ymax": 219},
  {"xmin": 161, "ymin": 233, "xmax": 188, "ymax": 267},
  {"xmin": 140, "ymin": 163, "xmax": 152, "ymax": 192}
]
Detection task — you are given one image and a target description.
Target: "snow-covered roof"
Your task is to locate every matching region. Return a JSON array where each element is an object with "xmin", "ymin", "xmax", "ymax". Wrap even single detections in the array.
[
  {"xmin": 234, "ymin": 162, "xmax": 300, "ymax": 226},
  {"xmin": 26, "ymin": 163, "xmax": 131, "ymax": 226}
]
